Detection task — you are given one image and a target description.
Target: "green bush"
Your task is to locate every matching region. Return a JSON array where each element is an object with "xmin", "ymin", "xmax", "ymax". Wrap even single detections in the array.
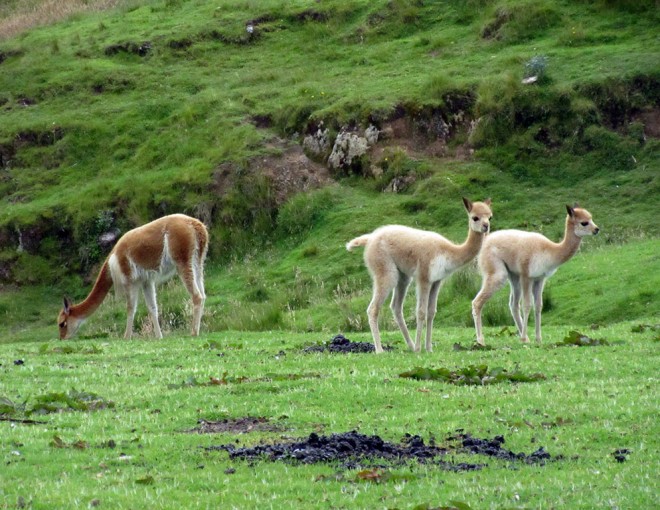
[
  {"xmin": 471, "ymin": 73, "xmax": 521, "ymax": 147},
  {"xmin": 482, "ymin": 1, "xmax": 561, "ymax": 43},
  {"xmin": 276, "ymin": 188, "xmax": 336, "ymax": 241}
]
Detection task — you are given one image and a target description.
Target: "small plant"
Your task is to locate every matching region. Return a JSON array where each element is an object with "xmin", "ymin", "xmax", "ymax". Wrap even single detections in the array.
[
  {"xmin": 554, "ymin": 330, "xmax": 610, "ymax": 347},
  {"xmin": 399, "ymin": 365, "xmax": 546, "ymax": 385},
  {"xmin": 38, "ymin": 343, "xmax": 103, "ymax": 355},
  {"xmin": 0, "ymin": 396, "xmax": 26, "ymax": 417},
  {"xmin": 452, "ymin": 342, "xmax": 495, "ymax": 351},
  {"xmin": 167, "ymin": 372, "xmax": 321, "ymax": 389},
  {"xmin": 50, "ymin": 435, "xmax": 89, "ymax": 450},
  {"xmin": 631, "ymin": 324, "xmax": 659, "ymax": 333},
  {"xmin": 1, "ymin": 390, "xmax": 115, "ymax": 419},
  {"xmin": 28, "ymin": 389, "xmax": 115, "ymax": 415}
]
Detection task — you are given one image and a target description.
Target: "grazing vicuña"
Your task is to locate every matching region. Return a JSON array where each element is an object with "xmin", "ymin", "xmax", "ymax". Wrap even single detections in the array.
[{"xmin": 57, "ymin": 214, "xmax": 208, "ymax": 339}]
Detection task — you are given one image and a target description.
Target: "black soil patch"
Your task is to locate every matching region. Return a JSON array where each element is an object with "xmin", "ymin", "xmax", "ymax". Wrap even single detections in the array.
[
  {"xmin": 207, "ymin": 430, "xmax": 554, "ymax": 471},
  {"xmin": 186, "ymin": 417, "xmax": 283, "ymax": 434},
  {"xmin": 303, "ymin": 334, "xmax": 391, "ymax": 354}
]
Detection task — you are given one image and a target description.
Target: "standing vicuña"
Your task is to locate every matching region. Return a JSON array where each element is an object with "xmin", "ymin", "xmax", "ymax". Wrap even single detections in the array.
[
  {"xmin": 346, "ymin": 198, "xmax": 493, "ymax": 354},
  {"xmin": 471, "ymin": 204, "xmax": 599, "ymax": 346},
  {"xmin": 57, "ymin": 214, "xmax": 208, "ymax": 339}
]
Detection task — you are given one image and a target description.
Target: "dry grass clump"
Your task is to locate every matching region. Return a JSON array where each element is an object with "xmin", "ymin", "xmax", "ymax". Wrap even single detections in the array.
[{"xmin": 0, "ymin": 0, "xmax": 130, "ymax": 40}]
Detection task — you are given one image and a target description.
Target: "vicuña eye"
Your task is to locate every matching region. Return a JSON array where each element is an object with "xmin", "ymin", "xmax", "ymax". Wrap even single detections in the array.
[
  {"xmin": 580, "ymin": 221, "xmax": 589, "ymax": 226},
  {"xmin": 472, "ymin": 216, "xmax": 479, "ymax": 221}
]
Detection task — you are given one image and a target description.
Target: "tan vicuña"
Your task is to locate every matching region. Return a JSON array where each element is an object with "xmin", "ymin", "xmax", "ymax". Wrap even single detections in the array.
[
  {"xmin": 347, "ymin": 197, "xmax": 493, "ymax": 354},
  {"xmin": 471, "ymin": 204, "xmax": 599, "ymax": 345}
]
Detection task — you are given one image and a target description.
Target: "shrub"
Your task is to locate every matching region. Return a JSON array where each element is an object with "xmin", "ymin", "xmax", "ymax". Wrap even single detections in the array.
[
  {"xmin": 374, "ymin": 148, "xmax": 431, "ymax": 191},
  {"xmin": 276, "ymin": 188, "xmax": 335, "ymax": 241},
  {"xmin": 482, "ymin": 1, "xmax": 562, "ymax": 43},
  {"xmin": 471, "ymin": 73, "xmax": 521, "ymax": 147}
]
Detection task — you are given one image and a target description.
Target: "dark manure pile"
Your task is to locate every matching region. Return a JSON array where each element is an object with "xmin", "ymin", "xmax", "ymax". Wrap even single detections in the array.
[
  {"xmin": 303, "ymin": 334, "xmax": 391, "ymax": 354},
  {"xmin": 450, "ymin": 431, "xmax": 552, "ymax": 464},
  {"xmin": 207, "ymin": 430, "xmax": 555, "ymax": 471}
]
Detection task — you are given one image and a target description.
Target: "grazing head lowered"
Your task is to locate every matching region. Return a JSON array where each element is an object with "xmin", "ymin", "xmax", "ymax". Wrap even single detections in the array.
[
  {"xmin": 58, "ymin": 297, "xmax": 85, "ymax": 340},
  {"xmin": 58, "ymin": 214, "xmax": 208, "ymax": 340}
]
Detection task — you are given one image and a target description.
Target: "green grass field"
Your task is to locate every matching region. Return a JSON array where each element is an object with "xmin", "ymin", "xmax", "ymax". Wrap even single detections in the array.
[{"xmin": 1, "ymin": 322, "xmax": 658, "ymax": 509}]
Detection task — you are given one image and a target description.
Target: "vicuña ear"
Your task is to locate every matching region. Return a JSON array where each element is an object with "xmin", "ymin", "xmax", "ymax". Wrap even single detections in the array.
[
  {"xmin": 573, "ymin": 201, "xmax": 580, "ymax": 208},
  {"xmin": 566, "ymin": 205, "xmax": 575, "ymax": 217},
  {"xmin": 484, "ymin": 198, "xmax": 492, "ymax": 206},
  {"xmin": 462, "ymin": 197, "xmax": 473, "ymax": 212},
  {"xmin": 63, "ymin": 297, "xmax": 71, "ymax": 314}
]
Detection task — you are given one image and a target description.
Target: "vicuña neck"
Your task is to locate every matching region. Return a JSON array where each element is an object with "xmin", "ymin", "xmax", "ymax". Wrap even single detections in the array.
[
  {"xmin": 555, "ymin": 217, "xmax": 582, "ymax": 266},
  {"xmin": 71, "ymin": 260, "xmax": 113, "ymax": 318},
  {"xmin": 455, "ymin": 228, "xmax": 486, "ymax": 266}
]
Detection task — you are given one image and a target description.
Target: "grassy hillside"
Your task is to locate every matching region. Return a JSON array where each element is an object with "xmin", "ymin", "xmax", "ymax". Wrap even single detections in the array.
[{"xmin": 0, "ymin": 0, "xmax": 658, "ymax": 342}]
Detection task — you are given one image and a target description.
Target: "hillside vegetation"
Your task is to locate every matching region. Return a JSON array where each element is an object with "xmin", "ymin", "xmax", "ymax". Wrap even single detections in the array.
[{"xmin": 0, "ymin": 0, "xmax": 658, "ymax": 342}]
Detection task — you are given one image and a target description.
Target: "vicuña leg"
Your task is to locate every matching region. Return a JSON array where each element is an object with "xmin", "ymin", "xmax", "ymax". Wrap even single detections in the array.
[
  {"xmin": 532, "ymin": 279, "xmax": 545, "ymax": 343},
  {"xmin": 124, "ymin": 285, "xmax": 139, "ymax": 339},
  {"xmin": 178, "ymin": 261, "xmax": 205, "ymax": 337},
  {"xmin": 519, "ymin": 276, "xmax": 533, "ymax": 343},
  {"xmin": 424, "ymin": 280, "xmax": 442, "ymax": 352},
  {"xmin": 414, "ymin": 278, "xmax": 431, "ymax": 353},
  {"xmin": 472, "ymin": 268, "xmax": 508, "ymax": 346},
  {"xmin": 390, "ymin": 273, "xmax": 415, "ymax": 351},
  {"xmin": 142, "ymin": 281, "xmax": 163, "ymax": 339},
  {"xmin": 367, "ymin": 270, "xmax": 397, "ymax": 354},
  {"xmin": 508, "ymin": 274, "xmax": 525, "ymax": 337}
]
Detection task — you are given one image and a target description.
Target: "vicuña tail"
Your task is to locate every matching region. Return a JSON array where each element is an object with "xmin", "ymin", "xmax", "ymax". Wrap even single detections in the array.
[{"xmin": 346, "ymin": 235, "xmax": 371, "ymax": 251}]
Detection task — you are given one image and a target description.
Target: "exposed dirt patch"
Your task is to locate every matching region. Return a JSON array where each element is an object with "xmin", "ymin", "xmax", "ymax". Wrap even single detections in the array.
[
  {"xmin": 91, "ymin": 77, "xmax": 134, "ymax": 95},
  {"xmin": 255, "ymin": 139, "xmax": 331, "ymax": 204},
  {"xmin": 0, "ymin": 49, "xmax": 22, "ymax": 64},
  {"xmin": 104, "ymin": 41, "xmax": 152, "ymax": 57},
  {"xmin": 481, "ymin": 8, "xmax": 511, "ymax": 39},
  {"xmin": 213, "ymin": 138, "xmax": 331, "ymax": 205},
  {"xmin": 167, "ymin": 37, "xmax": 194, "ymax": 50},
  {"xmin": 303, "ymin": 334, "xmax": 391, "ymax": 354},
  {"xmin": 1, "ymin": 126, "xmax": 64, "ymax": 167},
  {"xmin": 204, "ymin": 29, "xmax": 260, "ymax": 46},
  {"xmin": 635, "ymin": 108, "xmax": 660, "ymax": 138},
  {"xmin": 186, "ymin": 417, "xmax": 283, "ymax": 434},
  {"xmin": 293, "ymin": 9, "xmax": 328, "ymax": 23},
  {"xmin": 373, "ymin": 99, "xmax": 475, "ymax": 162},
  {"xmin": 208, "ymin": 430, "xmax": 554, "ymax": 471}
]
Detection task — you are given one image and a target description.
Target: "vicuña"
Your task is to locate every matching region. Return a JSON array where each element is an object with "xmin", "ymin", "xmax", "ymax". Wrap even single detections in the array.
[
  {"xmin": 346, "ymin": 197, "xmax": 493, "ymax": 354},
  {"xmin": 472, "ymin": 204, "xmax": 599, "ymax": 346},
  {"xmin": 58, "ymin": 214, "xmax": 208, "ymax": 339}
]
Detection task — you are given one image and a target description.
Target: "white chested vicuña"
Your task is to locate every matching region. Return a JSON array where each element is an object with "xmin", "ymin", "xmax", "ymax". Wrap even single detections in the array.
[
  {"xmin": 346, "ymin": 198, "xmax": 493, "ymax": 354},
  {"xmin": 57, "ymin": 214, "xmax": 208, "ymax": 340},
  {"xmin": 471, "ymin": 204, "xmax": 599, "ymax": 346}
]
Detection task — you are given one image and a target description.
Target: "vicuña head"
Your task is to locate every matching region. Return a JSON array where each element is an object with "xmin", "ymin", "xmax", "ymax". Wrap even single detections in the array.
[
  {"xmin": 346, "ymin": 197, "xmax": 493, "ymax": 354},
  {"xmin": 57, "ymin": 214, "xmax": 208, "ymax": 340},
  {"xmin": 472, "ymin": 203, "xmax": 599, "ymax": 346},
  {"xmin": 58, "ymin": 297, "xmax": 85, "ymax": 339}
]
